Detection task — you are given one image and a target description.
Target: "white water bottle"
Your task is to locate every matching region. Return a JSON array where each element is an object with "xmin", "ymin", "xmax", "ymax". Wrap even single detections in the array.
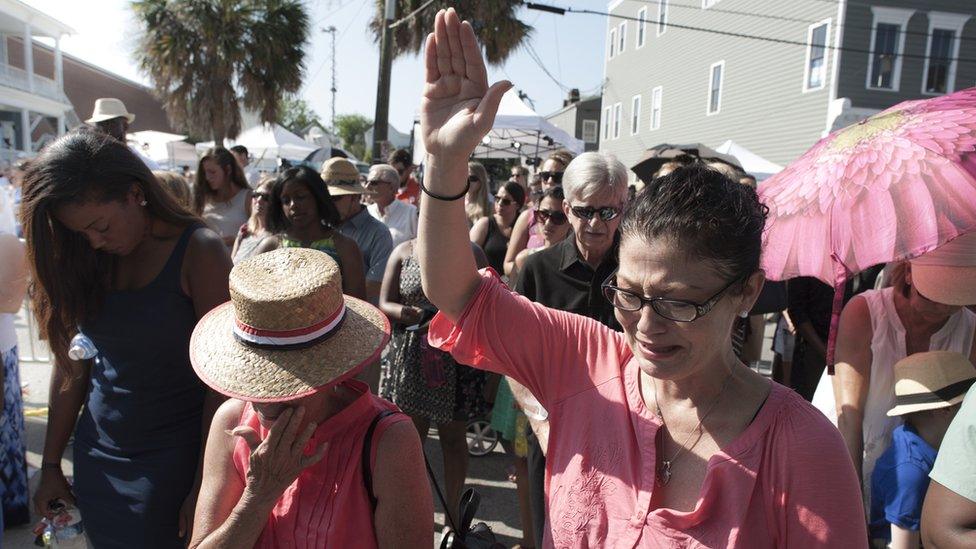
[{"xmin": 67, "ymin": 332, "xmax": 97, "ymax": 361}]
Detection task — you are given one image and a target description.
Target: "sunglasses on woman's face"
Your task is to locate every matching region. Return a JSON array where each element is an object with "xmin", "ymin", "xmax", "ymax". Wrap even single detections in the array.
[
  {"xmin": 252, "ymin": 192, "xmax": 270, "ymax": 201},
  {"xmin": 570, "ymin": 205, "xmax": 622, "ymax": 222},
  {"xmin": 535, "ymin": 208, "xmax": 567, "ymax": 225},
  {"xmin": 467, "ymin": 175, "xmax": 481, "ymax": 184},
  {"xmin": 539, "ymin": 171, "xmax": 564, "ymax": 183},
  {"xmin": 495, "ymin": 196, "xmax": 516, "ymax": 207}
]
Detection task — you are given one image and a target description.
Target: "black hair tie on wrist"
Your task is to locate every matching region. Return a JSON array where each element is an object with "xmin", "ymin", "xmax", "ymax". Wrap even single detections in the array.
[{"xmin": 419, "ymin": 177, "xmax": 470, "ymax": 201}]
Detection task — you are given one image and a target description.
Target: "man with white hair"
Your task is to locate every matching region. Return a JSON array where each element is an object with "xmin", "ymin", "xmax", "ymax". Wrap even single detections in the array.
[
  {"xmin": 513, "ymin": 151, "xmax": 629, "ymax": 546},
  {"xmin": 366, "ymin": 164, "xmax": 418, "ymax": 247}
]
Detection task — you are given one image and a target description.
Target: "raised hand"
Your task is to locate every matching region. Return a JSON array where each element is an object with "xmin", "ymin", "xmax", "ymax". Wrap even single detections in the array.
[
  {"xmin": 232, "ymin": 407, "xmax": 327, "ymax": 506},
  {"xmin": 420, "ymin": 8, "xmax": 512, "ymax": 161}
]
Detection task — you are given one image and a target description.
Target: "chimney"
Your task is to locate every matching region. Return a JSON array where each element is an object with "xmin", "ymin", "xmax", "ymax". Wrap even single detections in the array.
[{"xmin": 563, "ymin": 88, "xmax": 581, "ymax": 107}]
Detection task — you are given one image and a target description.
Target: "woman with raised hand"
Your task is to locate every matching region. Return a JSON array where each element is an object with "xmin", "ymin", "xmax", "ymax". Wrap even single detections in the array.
[{"xmin": 417, "ymin": 9, "xmax": 866, "ymax": 547}]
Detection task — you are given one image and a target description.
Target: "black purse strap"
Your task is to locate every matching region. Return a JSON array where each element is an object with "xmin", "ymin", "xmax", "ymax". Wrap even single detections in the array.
[{"xmin": 362, "ymin": 409, "xmax": 398, "ymax": 510}]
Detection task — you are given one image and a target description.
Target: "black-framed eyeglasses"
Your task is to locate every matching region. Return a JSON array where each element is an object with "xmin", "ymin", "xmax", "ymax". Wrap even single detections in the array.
[
  {"xmin": 570, "ymin": 205, "xmax": 621, "ymax": 222},
  {"xmin": 539, "ymin": 171, "xmax": 563, "ymax": 183},
  {"xmin": 601, "ymin": 273, "xmax": 743, "ymax": 322},
  {"xmin": 364, "ymin": 179, "xmax": 392, "ymax": 187},
  {"xmin": 535, "ymin": 208, "xmax": 567, "ymax": 225}
]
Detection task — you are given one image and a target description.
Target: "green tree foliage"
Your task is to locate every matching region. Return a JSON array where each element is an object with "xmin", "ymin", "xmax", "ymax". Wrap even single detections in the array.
[
  {"xmin": 279, "ymin": 95, "xmax": 322, "ymax": 135},
  {"xmin": 132, "ymin": 0, "xmax": 310, "ymax": 144},
  {"xmin": 334, "ymin": 114, "xmax": 373, "ymax": 161},
  {"xmin": 369, "ymin": 1, "xmax": 532, "ymax": 66}
]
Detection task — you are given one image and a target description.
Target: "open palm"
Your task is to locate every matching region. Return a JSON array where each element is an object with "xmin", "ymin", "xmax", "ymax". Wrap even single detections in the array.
[{"xmin": 420, "ymin": 9, "xmax": 510, "ymax": 159}]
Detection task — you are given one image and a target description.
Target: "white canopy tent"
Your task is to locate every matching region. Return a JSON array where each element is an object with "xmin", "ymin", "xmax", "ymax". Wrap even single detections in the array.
[
  {"xmin": 128, "ymin": 130, "xmax": 190, "ymax": 170},
  {"xmin": 471, "ymin": 89, "xmax": 584, "ymax": 159},
  {"xmin": 195, "ymin": 124, "xmax": 318, "ymax": 170},
  {"xmin": 714, "ymin": 140, "xmax": 784, "ymax": 181}
]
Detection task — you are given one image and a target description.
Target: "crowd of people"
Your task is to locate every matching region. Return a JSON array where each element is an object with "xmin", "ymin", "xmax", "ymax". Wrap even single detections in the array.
[{"xmin": 2, "ymin": 7, "xmax": 976, "ymax": 549}]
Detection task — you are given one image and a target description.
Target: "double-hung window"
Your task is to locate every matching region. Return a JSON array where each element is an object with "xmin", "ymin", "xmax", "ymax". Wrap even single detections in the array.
[
  {"xmin": 657, "ymin": 0, "xmax": 669, "ymax": 36},
  {"xmin": 636, "ymin": 7, "xmax": 647, "ymax": 48},
  {"xmin": 609, "ymin": 28, "xmax": 616, "ymax": 59},
  {"xmin": 603, "ymin": 106, "xmax": 612, "ymax": 140},
  {"xmin": 707, "ymin": 61, "xmax": 724, "ymax": 115},
  {"xmin": 923, "ymin": 12, "xmax": 971, "ymax": 95},
  {"xmin": 631, "ymin": 95, "xmax": 642, "ymax": 135},
  {"xmin": 618, "ymin": 22, "xmax": 627, "ymax": 54},
  {"xmin": 583, "ymin": 120, "xmax": 598, "ymax": 144},
  {"xmin": 612, "ymin": 103, "xmax": 622, "ymax": 139},
  {"xmin": 804, "ymin": 21, "xmax": 830, "ymax": 91},
  {"xmin": 866, "ymin": 7, "xmax": 914, "ymax": 91},
  {"xmin": 650, "ymin": 86, "xmax": 662, "ymax": 130}
]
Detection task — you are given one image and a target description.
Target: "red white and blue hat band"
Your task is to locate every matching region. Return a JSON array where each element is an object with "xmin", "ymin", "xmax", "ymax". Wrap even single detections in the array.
[{"xmin": 233, "ymin": 304, "xmax": 347, "ymax": 350}]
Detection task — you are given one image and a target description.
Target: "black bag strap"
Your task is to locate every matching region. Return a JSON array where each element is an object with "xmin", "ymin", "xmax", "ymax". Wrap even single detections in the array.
[{"xmin": 362, "ymin": 409, "xmax": 398, "ymax": 510}]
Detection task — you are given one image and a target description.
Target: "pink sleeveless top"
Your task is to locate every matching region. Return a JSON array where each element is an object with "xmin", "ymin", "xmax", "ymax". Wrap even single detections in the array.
[
  {"xmin": 526, "ymin": 209, "xmax": 545, "ymax": 250},
  {"xmin": 232, "ymin": 381, "xmax": 407, "ymax": 548}
]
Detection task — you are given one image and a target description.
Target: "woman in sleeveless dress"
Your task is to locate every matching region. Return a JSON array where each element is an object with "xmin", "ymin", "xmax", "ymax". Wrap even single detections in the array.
[
  {"xmin": 254, "ymin": 167, "xmax": 367, "ymax": 300},
  {"xmin": 24, "ymin": 130, "xmax": 232, "ymax": 547},
  {"xmin": 470, "ymin": 182, "xmax": 526, "ymax": 277},
  {"xmin": 232, "ymin": 178, "xmax": 274, "ymax": 263},
  {"xmin": 379, "ymin": 238, "xmax": 489, "ymax": 516},
  {"xmin": 833, "ymin": 254, "xmax": 976, "ymax": 509},
  {"xmin": 189, "ymin": 248, "xmax": 432, "ymax": 548},
  {"xmin": 194, "ymin": 147, "xmax": 252, "ymax": 247}
]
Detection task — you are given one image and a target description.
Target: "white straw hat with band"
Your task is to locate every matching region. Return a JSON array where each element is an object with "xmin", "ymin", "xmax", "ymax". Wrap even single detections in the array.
[
  {"xmin": 321, "ymin": 157, "xmax": 366, "ymax": 196},
  {"xmin": 887, "ymin": 350, "xmax": 976, "ymax": 417},
  {"xmin": 85, "ymin": 98, "xmax": 136, "ymax": 124},
  {"xmin": 911, "ymin": 231, "xmax": 976, "ymax": 306},
  {"xmin": 190, "ymin": 248, "xmax": 390, "ymax": 402}
]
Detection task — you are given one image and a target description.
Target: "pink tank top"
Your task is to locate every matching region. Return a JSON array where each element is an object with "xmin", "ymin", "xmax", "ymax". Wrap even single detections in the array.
[
  {"xmin": 526, "ymin": 209, "xmax": 545, "ymax": 250},
  {"xmin": 232, "ymin": 381, "xmax": 407, "ymax": 548}
]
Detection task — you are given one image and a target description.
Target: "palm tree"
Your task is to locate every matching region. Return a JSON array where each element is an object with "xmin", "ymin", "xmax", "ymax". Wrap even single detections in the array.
[
  {"xmin": 369, "ymin": 1, "xmax": 532, "ymax": 66},
  {"xmin": 132, "ymin": 0, "xmax": 309, "ymax": 144}
]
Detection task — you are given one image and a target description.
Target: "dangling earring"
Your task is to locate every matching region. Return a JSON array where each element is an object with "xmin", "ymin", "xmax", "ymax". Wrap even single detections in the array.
[
  {"xmin": 140, "ymin": 200, "xmax": 147, "ymax": 207},
  {"xmin": 738, "ymin": 311, "xmax": 749, "ymax": 318},
  {"xmin": 320, "ymin": 218, "xmax": 327, "ymax": 227}
]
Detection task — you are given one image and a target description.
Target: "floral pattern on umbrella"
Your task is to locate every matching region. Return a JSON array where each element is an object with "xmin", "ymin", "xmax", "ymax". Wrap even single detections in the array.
[{"xmin": 760, "ymin": 88, "xmax": 976, "ymax": 286}]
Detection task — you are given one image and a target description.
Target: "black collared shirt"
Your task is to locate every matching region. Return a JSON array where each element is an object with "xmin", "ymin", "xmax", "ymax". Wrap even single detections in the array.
[{"xmin": 514, "ymin": 235, "xmax": 621, "ymax": 331}]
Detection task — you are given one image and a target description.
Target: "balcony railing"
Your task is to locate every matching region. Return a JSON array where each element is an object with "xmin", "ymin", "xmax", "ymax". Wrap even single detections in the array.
[{"xmin": 0, "ymin": 62, "xmax": 64, "ymax": 103}]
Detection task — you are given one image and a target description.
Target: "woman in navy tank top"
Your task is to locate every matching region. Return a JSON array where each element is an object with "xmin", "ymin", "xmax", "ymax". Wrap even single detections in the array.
[{"xmin": 21, "ymin": 129, "xmax": 232, "ymax": 548}]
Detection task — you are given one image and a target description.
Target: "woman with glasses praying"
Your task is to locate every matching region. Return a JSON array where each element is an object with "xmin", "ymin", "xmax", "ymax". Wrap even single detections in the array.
[
  {"xmin": 416, "ymin": 9, "xmax": 866, "ymax": 547},
  {"xmin": 503, "ymin": 151, "xmax": 574, "ymax": 277},
  {"xmin": 231, "ymin": 177, "xmax": 274, "ymax": 263},
  {"xmin": 469, "ymin": 181, "xmax": 525, "ymax": 277}
]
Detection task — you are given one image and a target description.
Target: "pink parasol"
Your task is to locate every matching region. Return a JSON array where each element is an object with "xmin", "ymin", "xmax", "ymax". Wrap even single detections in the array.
[{"xmin": 759, "ymin": 87, "xmax": 976, "ymax": 367}]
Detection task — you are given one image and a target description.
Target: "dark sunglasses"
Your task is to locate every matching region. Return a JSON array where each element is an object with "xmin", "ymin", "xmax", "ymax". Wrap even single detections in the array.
[
  {"xmin": 539, "ymin": 171, "xmax": 564, "ymax": 183},
  {"xmin": 468, "ymin": 175, "xmax": 482, "ymax": 184},
  {"xmin": 365, "ymin": 179, "xmax": 391, "ymax": 186},
  {"xmin": 495, "ymin": 196, "xmax": 516, "ymax": 207},
  {"xmin": 601, "ymin": 273, "xmax": 743, "ymax": 322},
  {"xmin": 252, "ymin": 192, "xmax": 269, "ymax": 201},
  {"xmin": 535, "ymin": 208, "xmax": 567, "ymax": 225},
  {"xmin": 570, "ymin": 205, "xmax": 621, "ymax": 222}
]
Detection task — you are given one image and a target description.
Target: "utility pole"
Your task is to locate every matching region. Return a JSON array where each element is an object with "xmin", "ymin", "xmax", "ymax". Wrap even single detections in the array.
[
  {"xmin": 372, "ymin": 0, "xmax": 396, "ymax": 163},
  {"xmin": 322, "ymin": 26, "xmax": 338, "ymax": 131}
]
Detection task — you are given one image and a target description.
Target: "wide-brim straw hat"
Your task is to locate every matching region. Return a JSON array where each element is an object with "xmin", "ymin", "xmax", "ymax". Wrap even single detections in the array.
[
  {"xmin": 85, "ymin": 98, "xmax": 136, "ymax": 124},
  {"xmin": 887, "ymin": 350, "xmax": 976, "ymax": 417},
  {"xmin": 911, "ymin": 232, "xmax": 976, "ymax": 306},
  {"xmin": 321, "ymin": 157, "xmax": 365, "ymax": 196},
  {"xmin": 190, "ymin": 248, "xmax": 390, "ymax": 402}
]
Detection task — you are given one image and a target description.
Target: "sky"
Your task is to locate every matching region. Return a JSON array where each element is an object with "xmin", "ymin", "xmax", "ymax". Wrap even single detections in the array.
[{"xmin": 21, "ymin": 0, "xmax": 610, "ymax": 134}]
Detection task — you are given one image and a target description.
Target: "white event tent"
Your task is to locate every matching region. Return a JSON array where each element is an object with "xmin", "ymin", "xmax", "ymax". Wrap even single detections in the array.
[
  {"xmin": 195, "ymin": 124, "xmax": 318, "ymax": 170},
  {"xmin": 472, "ymin": 89, "xmax": 584, "ymax": 159},
  {"xmin": 714, "ymin": 140, "xmax": 784, "ymax": 181}
]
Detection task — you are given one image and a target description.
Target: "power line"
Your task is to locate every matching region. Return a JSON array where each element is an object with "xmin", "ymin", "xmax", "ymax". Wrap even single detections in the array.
[
  {"xmin": 389, "ymin": 0, "xmax": 439, "ymax": 29},
  {"xmin": 525, "ymin": 2, "xmax": 976, "ymax": 64}
]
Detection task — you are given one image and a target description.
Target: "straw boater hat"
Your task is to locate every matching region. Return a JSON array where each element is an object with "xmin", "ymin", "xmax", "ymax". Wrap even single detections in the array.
[
  {"xmin": 887, "ymin": 351, "xmax": 976, "ymax": 417},
  {"xmin": 190, "ymin": 248, "xmax": 390, "ymax": 402},
  {"xmin": 911, "ymin": 232, "xmax": 976, "ymax": 306},
  {"xmin": 85, "ymin": 98, "xmax": 136, "ymax": 124},
  {"xmin": 321, "ymin": 157, "xmax": 366, "ymax": 196}
]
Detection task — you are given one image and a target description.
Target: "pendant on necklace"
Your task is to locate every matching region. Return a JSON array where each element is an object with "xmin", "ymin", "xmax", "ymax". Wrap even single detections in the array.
[{"xmin": 658, "ymin": 460, "xmax": 672, "ymax": 486}]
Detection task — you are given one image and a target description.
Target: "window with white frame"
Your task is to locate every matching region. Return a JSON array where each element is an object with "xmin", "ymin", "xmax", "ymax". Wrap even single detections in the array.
[
  {"xmin": 702, "ymin": 0, "xmax": 719, "ymax": 8},
  {"xmin": 650, "ymin": 86, "xmax": 662, "ymax": 130},
  {"xmin": 631, "ymin": 95, "xmax": 642, "ymax": 135},
  {"xmin": 636, "ymin": 7, "xmax": 647, "ymax": 48},
  {"xmin": 657, "ymin": 0, "xmax": 669, "ymax": 36},
  {"xmin": 707, "ymin": 61, "xmax": 724, "ymax": 115},
  {"xmin": 618, "ymin": 22, "xmax": 627, "ymax": 54},
  {"xmin": 582, "ymin": 120, "xmax": 598, "ymax": 143},
  {"xmin": 804, "ymin": 21, "xmax": 830, "ymax": 91},
  {"xmin": 608, "ymin": 28, "xmax": 616, "ymax": 59},
  {"xmin": 612, "ymin": 103, "xmax": 622, "ymax": 139},
  {"xmin": 603, "ymin": 106, "xmax": 612, "ymax": 140},
  {"xmin": 867, "ymin": 7, "xmax": 915, "ymax": 91},
  {"xmin": 923, "ymin": 12, "xmax": 971, "ymax": 95}
]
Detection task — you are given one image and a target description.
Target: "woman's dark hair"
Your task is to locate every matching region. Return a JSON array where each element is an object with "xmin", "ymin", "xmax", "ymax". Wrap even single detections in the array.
[
  {"xmin": 542, "ymin": 186, "xmax": 564, "ymax": 201},
  {"xmin": 501, "ymin": 182, "xmax": 526, "ymax": 208},
  {"xmin": 267, "ymin": 166, "xmax": 341, "ymax": 233},
  {"xmin": 21, "ymin": 129, "xmax": 200, "ymax": 375},
  {"xmin": 620, "ymin": 164, "xmax": 768, "ymax": 291},
  {"xmin": 193, "ymin": 147, "xmax": 250, "ymax": 214}
]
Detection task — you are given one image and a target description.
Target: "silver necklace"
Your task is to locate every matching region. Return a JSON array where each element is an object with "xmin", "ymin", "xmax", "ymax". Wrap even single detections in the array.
[{"xmin": 652, "ymin": 368, "xmax": 735, "ymax": 486}]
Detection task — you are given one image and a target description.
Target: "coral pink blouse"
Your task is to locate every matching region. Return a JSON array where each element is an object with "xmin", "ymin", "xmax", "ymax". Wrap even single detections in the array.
[
  {"xmin": 429, "ymin": 272, "xmax": 867, "ymax": 548},
  {"xmin": 232, "ymin": 381, "xmax": 407, "ymax": 549}
]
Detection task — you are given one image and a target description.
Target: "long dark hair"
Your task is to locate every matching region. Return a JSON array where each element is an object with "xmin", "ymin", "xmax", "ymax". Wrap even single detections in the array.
[
  {"xmin": 21, "ymin": 129, "xmax": 199, "ymax": 374},
  {"xmin": 267, "ymin": 166, "xmax": 341, "ymax": 233},
  {"xmin": 193, "ymin": 147, "xmax": 250, "ymax": 214}
]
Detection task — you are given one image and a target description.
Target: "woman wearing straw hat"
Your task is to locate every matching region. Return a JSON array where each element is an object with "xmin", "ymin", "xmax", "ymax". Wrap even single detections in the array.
[
  {"xmin": 832, "ymin": 236, "xmax": 976, "ymax": 508},
  {"xmin": 416, "ymin": 9, "xmax": 865, "ymax": 547},
  {"xmin": 189, "ymin": 248, "xmax": 432, "ymax": 548},
  {"xmin": 22, "ymin": 129, "xmax": 233, "ymax": 547}
]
